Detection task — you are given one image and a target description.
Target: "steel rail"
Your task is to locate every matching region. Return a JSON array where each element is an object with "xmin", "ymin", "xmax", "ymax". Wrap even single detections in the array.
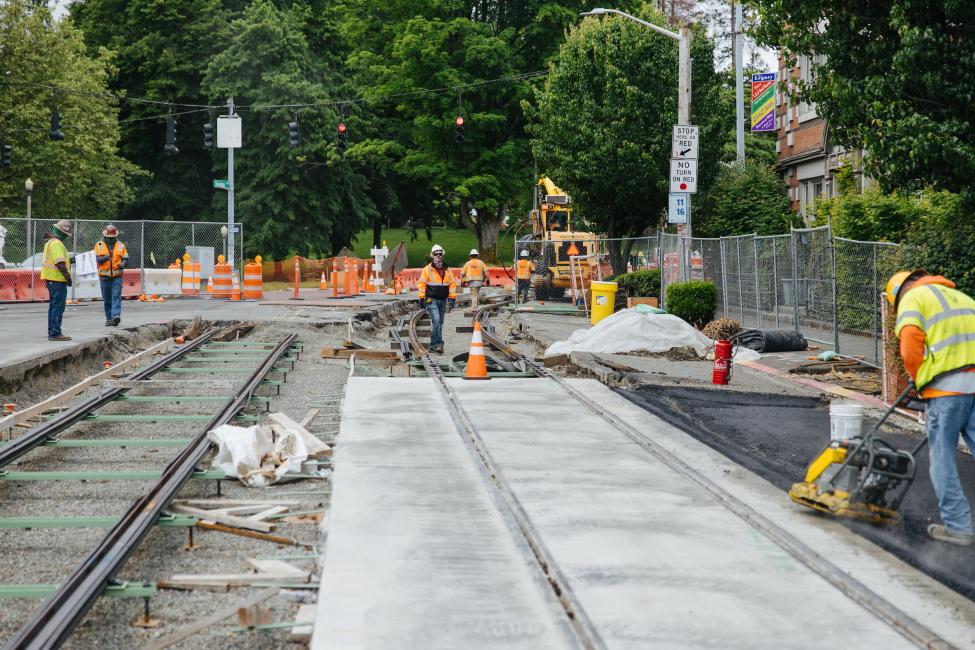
[
  {"xmin": 405, "ymin": 314, "xmax": 600, "ymax": 650},
  {"xmin": 0, "ymin": 329, "xmax": 218, "ymax": 470},
  {"xmin": 474, "ymin": 312, "xmax": 953, "ymax": 650},
  {"xmin": 5, "ymin": 333, "xmax": 299, "ymax": 650}
]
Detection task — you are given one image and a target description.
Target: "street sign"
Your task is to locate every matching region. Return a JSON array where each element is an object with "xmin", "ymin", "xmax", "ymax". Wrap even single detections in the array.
[
  {"xmin": 672, "ymin": 125, "xmax": 699, "ymax": 159},
  {"xmin": 751, "ymin": 72, "xmax": 776, "ymax": 132},
  {"xmin": 212, "ymin": 179, "xmax": 231, "ymax": 190},
  {"xmin": 669, "ymin": 158, "xmax": 698, "ymax": 193},
  {"xmin": 668, "ymin": 193, "xmax": 689, "ymax": 224},
  {"xmin": 217, "ymin": 116, "xmax": 242, "ymax": 149},
  {"xmin": 566, "ymin": 242, "xmax": 580, "ymax": 257}
]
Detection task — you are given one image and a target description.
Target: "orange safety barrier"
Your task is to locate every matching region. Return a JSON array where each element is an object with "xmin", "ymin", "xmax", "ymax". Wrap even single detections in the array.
[
  {"xmin": 397, "ymin": 268, "xmax": 421, "ymax": 291},
  {"xmin": 362, "ymin": 259, "xmax": 374, "ymax": 293},
  {"xmin": 331, "ymin": 257, "xmax": 340, "ymax": 298},
  {"xmin": 211, "ymin": 260, "xmax": 232, "ymax": 298},
  {"xmin": 121, "ymin": 269, "xmax": 142, "ymax": 299},
  {"xmin": 181, "ymin": 258, "xmax": 200, "ymax": 296},
  {"xmin": 243, "ymin": 257, "xmax": 263, "ymax": 300}
]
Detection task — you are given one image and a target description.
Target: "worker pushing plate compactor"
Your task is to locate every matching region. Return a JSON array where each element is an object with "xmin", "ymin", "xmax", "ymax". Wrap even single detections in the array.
[{"xmin": 789, "ymin": 384, "xmax": 929, "ymax": 525}]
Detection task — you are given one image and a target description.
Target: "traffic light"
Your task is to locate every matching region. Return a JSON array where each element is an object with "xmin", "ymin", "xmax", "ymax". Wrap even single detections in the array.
[
  {"xmin": 454, "ymin": 116, "xmax": 464, "ymax": 143},
  {"xmin": 288, "ymin": 119, "xmax": 300, "ymax": 149},
  {"xmin": 203, "ymin": 121, "xmax": 214, "ymax": 150},
  {"xmin": 1, "ymin": 140, "xmax": 11, "ymax": 167},
  {"xmin": 336, "ymin": 122, "xmax": 347, "ymax": 154},
  {"xmin": 50, "ymin": 110, "xmax": 65, "ymax": 141},
  {"xmin": 165, "ymin": 117, "xmax": 178, "ymax": 156}
]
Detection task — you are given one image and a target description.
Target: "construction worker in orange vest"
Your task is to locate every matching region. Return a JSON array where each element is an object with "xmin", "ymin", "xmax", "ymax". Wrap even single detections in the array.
[
  {"xmin": 94, "ymin": 224, "xmax": 128, "ymax": 326},
  {"xmin": 516, "ymin": 249, "xmax": 535, "ymax": 304},
  {"xmin": 417, "ymin": 244, "xmax": 456, "ymax": 354},
  {"xmin": 461, "ymin": 248, "xmax": 489, "ymax": 310}
]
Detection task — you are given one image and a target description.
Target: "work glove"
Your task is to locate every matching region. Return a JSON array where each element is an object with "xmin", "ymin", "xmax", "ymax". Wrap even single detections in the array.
[
  {"xmin": 416, "ymin": 298, "xmax": 427, "ymax": 312},
  {"xmin": 64, "ymin": 275, "xmax": 73, "ymax": 287},
  {"xmin": 447, "ymin": 298, "xmax": 456, "ymax": 313}
]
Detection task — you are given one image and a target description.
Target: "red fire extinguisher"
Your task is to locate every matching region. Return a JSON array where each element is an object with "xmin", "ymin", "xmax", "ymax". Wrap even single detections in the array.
[{"xmin": 712, "ymin": 339, "xmax": 732, "ymax": 385}]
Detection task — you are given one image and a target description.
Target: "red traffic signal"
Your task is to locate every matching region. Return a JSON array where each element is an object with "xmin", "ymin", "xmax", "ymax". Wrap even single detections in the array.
[
  {"xmin": 337, "ymin": 122, "xmax": 347, "ymax": 133},
  {"xmin": 455, "ymin": 116, "xmax": 464, "ymax": 127}
]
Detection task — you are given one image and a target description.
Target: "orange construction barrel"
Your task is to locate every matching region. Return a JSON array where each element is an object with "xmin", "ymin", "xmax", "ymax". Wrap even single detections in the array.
[
  {"xmin": 243, "ymin": 256, "xmax": 264, "ymax": 300},
  {"xmin": 211, "ymin": 256, "xmax": 232, "ymax": 298}
]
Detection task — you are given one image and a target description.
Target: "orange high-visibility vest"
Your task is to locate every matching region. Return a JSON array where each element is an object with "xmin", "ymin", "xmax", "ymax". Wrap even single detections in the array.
[
  {"xmin": 461, "ymin": 259, "xmax": 487, "ymax": 283},
  {"xmin": 418, "ymin": 264, "xmax": 456, "ymax": 300},
  {"xmin": 94, "ymin": 240, "xmax": 128, "ymax": 278},
  {"xmin": 516, "ymin": 259, "xmax": 535, "ymax": 280}
]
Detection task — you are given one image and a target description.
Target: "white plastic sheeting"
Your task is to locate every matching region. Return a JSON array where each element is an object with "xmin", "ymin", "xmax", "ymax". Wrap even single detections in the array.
[
  {"xmin": 209, "ymin": 413, "xmax": 329, "ymax": 487},
  {"xmin": 544, "ymin": 308, "xmax": 760, "ymax": 360}
]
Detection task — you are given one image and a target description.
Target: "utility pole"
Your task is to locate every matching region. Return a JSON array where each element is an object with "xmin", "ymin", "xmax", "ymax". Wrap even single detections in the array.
[
  {"xmin": 226, "ymin": 97, "xmax": 235, "ymax": 272},
  {"xmin": 734, "ymin": 3, "xmax": 745, "ymax": 162},
  {"xmin": 678, "ymin": 24, "xmax": 693, "ymax": 239}
]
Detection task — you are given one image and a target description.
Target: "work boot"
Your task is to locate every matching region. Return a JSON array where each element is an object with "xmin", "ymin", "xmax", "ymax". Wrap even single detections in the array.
[
  {"xmin": 105, "ymin": 319, "xmax": 113, "ymax": 326},
  {"xmin": 113, "ymin": 316, "xmax": 121, "ymax": 326},
  {"xmin": 928, "ymin": 524, "xmax": 973, "ymax": 546},
  {"xmin": 48, "ymin": 335, "xmax": 72, "ymax": 341}
]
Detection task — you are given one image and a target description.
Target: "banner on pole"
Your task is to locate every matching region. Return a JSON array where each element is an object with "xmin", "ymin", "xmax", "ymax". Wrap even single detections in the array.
[{"xmin": 750, "ymin": 72, "xmax": 776, "ymax": 132}]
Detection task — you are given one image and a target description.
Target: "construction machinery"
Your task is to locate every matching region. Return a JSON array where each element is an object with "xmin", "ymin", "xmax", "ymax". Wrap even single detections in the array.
[
  {"xmin": 524, "ymin": 175, "xmax": 606, "ymax": 301},
  {"xmin": 789, "ymin": 385, "xmax": 928, "ymax": 525}
]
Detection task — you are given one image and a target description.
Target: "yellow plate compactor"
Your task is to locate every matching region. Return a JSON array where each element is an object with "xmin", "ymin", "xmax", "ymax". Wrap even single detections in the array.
[{"xmin": 789, "ymin": 385, "xmax": 928, "ymax": 525}]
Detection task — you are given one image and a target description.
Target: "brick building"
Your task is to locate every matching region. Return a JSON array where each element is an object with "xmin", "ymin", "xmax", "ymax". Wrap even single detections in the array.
[{"xmin": 775, "ymin": 54, "xmax": 870, "ymax": 225}]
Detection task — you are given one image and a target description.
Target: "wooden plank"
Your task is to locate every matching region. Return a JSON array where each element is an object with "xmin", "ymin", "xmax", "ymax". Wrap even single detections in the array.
[
  {"xmin": 247, "ymin": 506, "xmax": 290, "ymax": 522},
  {"xmin": 320, "ymin": 347, "xmax": 399, "ymax": 360},
  {"xmin": 299, "ymin": 408, "xmax": 320, "ymax": 428},
  {"xmin": 290, "ymin": 604, "xmax": 317, "ymax": 642},
  {"xmin": 0, "ymin": 338, "xmax": 173, "ymax": 432},
  {"xmin": 169, "ymin": 504, "xmax": 275, "ymax": 533},
  {"xmin": 245, "ymin": 559, "xmax": 309, "ymax": 579},
  {"xmin": 144, "ymin": 588, "xmax": 277, "ymax": 649},
  {"xmin": 173, "ymin": 498, "xmax": 301, "ymax": 508}
]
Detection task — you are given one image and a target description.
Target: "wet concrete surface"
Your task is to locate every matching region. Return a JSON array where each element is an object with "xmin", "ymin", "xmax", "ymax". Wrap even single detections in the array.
[{"xmin": 616, "ymin": 385, "xmax": 975, "ymax": 603}]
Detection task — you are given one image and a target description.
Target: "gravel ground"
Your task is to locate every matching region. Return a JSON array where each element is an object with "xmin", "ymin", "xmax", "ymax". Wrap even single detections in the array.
[{"xmin": 0, "ymin": 305, "xmax": 410, "ymax": 649}]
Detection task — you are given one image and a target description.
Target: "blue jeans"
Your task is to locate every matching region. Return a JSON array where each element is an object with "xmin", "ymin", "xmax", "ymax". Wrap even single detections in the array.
[
  {"xmin": 925, "ymin": 394, "xmax": 975, "ymax": 535},
  {"xmin": 100, "ymin": 276, "xmax": 123, "ymax": 321},
  {"xmin": 426, "ymin": 298, "xmax": 446, "ymax": 349},
  {"xmin": 46, "ymin": 280, "xmax": 67, "ymax": 338}
]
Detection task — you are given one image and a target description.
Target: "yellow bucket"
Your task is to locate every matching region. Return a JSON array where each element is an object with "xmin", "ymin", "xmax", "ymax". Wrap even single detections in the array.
[{"xmin": 590, "ymin": 281, "xmax": 618, "ymax": 325}]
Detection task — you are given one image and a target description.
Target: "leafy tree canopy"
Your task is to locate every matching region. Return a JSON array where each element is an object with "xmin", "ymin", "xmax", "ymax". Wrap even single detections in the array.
[
  {"xmin": 696, "ymin": 159, "xmax": 797, "ymax": 238},
  {"xmin": 0, "ymin": 0, "xmax": 145, "ymax": 219},
  {"xmin": 751, "ymin": 0, "xmax": 975, "ymax": 197}
]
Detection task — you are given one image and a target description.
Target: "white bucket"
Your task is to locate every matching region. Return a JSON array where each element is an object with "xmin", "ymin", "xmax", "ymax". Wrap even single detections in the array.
[{"xmin": 830, "ymin": 401, "xmax": 865, "ymax": 440}]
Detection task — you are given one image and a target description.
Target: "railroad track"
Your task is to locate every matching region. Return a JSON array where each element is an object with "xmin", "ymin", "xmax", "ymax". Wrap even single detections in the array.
[
  {"xmin": 401, "ymin": 302, "xmax": 953, "ymax": 649},
  {"xmin": 0, "ymin": 331, "xmax": 300, "ymax": 649}
]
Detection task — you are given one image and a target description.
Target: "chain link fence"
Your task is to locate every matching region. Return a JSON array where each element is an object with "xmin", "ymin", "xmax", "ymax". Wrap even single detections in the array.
[
  {"xmin": 0, "ymin": 218, "xmax": 243, "ymax": 302},
  {"xmin": 661, "ymin": 227, "xmax": 900, "ymax": 368}
]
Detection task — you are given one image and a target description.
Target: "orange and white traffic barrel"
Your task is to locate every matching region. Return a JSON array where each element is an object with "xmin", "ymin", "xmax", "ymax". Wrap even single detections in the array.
[
  {"xmin": 243, "ymin": 256, "xmax": 264, "ymax": 300},
  {"xmin": 211, "ymin": 256, "xmax": 232, "ymax": 298}
]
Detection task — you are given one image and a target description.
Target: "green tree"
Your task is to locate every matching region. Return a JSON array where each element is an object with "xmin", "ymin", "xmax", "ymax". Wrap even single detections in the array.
[
  {"xmin": 813, "ymin": 168, "xmax": 918, "ymax": 243},
  {"xmin": 70, "ymin": 0, "xmax": 230, "ymax": 222},
  {"xmin": 0, "ymin": 1, "xmax": 144, "ymax": 220},
  {"xmin": 751, "ymin": 0, "xmax": 975, "ymax": 198},
  {"xmin": 202, "ymin": 0, "xmax": 376, "ymax": 258},
  {"xmin": 525, "ymin": 10, "xmax": 723, "ymax": 257},
  {"xmin": 696, "ymin": 159, "xmax": 796, "ymax": 237}
]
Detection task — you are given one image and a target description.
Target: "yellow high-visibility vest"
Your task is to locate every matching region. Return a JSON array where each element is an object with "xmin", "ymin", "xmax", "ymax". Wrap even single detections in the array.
[
  {"xmin": 41, "ymin": 238, "xmax": 70, "ymax": 282},
  {"xmin": 895, "ymin": 284, "xmax": 975, "ymax": 389},
  {"xmin": 94, "ymin": 240, "xmax": 128, "ymax": 278},
  {"xmin": 462, "ymin": 259, "xmax": 487, "ymax": 283}
]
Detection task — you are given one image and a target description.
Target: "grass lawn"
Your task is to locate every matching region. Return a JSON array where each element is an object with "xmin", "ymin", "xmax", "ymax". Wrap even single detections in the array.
[{"xmin": 351, "ymin": 228, "xmax": 515, "ymax": 268}]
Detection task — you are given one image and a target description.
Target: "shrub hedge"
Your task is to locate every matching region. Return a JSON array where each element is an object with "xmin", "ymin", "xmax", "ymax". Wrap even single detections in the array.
[
  {"xmin": 666, "ymin": 280, "xmax": 716, "ymax": 327},
  {"xmin": 611, "ymin": 269, "xmax": 661, "ymax": 299}
]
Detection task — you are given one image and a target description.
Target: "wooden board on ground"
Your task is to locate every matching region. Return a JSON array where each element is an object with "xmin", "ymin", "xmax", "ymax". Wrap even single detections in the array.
[
  {"xmin": 162, "ymin": 560, "xmax": 310, "ymax": 591},
  {"xmin": 626, "ymin": 297, "xmax": 659, "ymax": 308},
  {"xmin": 321, "ymin": 348, "xmax": 399, "ymax": 361},
  {"xmin": 169, "ymin": 504, "xmax": 276, "ymax": 533},
  {"xmin": 144, "ymin": 588, "xmax": 277, "ymax": 649},
  {"xmin": 290, "ymin": 604, "xmax": 317, "ymax": 642}
]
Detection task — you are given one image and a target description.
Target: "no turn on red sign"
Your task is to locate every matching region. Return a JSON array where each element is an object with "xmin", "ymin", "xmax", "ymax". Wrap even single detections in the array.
[{"xmin": 670, "ymin": 158, "xmax": 698, "ymax": 193}]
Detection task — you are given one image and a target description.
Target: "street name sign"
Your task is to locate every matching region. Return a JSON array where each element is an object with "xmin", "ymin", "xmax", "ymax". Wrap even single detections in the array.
[
  {"xmin": 672, "ymin": 125, "xmax": 699, "ymax": 159},
  {"xmin": 668, "ymin": 193, "xmax": 689, "ymax": 224},
  {"xmin": 669, "ymin": 158, "xmax": 698, "ymax": 193},
  {"xmin": 213, "ymin": 179, "xmax": 231, "ymax": 190}
]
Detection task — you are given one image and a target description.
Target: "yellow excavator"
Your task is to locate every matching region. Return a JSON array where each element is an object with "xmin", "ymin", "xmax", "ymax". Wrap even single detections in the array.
[{"xmin": 525, "ymin": 175, "xmax": 603, "ymax": 300}]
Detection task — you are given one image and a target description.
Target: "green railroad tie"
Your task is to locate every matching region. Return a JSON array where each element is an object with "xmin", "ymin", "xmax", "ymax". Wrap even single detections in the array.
[
  {"xmin": 186, "ymin": 355, "xmax": 298, "ymax": 362},
  {"xmin": 0, "ymin": 581, "xmax": 157, "ymax": 600},
  {"xmin": 414, "ymin": 371, "xmax": 537, "ymax": 378},
  {"xmin": 231, "ymin": 621, "xmax": 308, "ymax": 633},
  {"xmin": 83, "ymin": 414, "xmax": 260, "ymax": 423},
  {"xmin": 112, "ymin": 395, "xmax": 271, "ymax": 405},
  {"xmin": 41, "ymin": 439, "xmax": 191, "ymax": 448},
  {"xmin": 0, "ymin": 470, "xmax": 226, "ymax": 481},
  {"xmin": 0, "ymin": 514, "xmax": 197, "ymax": 529}
]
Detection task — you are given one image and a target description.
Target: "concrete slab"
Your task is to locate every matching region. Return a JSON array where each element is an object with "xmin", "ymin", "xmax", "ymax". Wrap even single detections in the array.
[
  {"xmin": 447, "ymin": 378, "xmax": 921, "ymax": 648},
  {"xmin": 311, "ymin": 377, "xmax": 573, "ymax": 650}
]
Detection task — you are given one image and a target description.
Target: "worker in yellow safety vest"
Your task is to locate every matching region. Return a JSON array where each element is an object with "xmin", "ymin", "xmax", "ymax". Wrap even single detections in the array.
[
  {"xmin": 515, "ymin": 249, "xmax": 535, "ymax": 304},
  {"xmin": 889, "ymin": 269, "xmax": 975, "ymax": 546},
  {"xmin": 94, "ymin": 224, "xmax": 129, "ymax": 327},
  {"xmin": 41, "ymin": 219, "xmax": 74, "ymax": 341},
  {"xmin": 461, "ymin": 248, "xmax": 489, "ymax": 310},
  {"xmin": 417, "ymin": 244, "xmax": 457, "ymax": 354}
]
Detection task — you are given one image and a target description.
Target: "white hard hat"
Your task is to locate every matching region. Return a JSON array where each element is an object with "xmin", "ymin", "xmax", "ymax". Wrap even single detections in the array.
[
  {"xmin": 520, "ymin": 250, "xmax": 529, "ymax": 257},
  {"xmin": 431, "ymin": 244, "xmax": 445, "ymax": 254},
  {"xmin": 469, "ymin": 249, "xmax": 479, "ymax": 256}
]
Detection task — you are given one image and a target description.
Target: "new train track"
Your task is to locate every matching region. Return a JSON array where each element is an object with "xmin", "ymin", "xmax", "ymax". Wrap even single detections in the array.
[
  {"xmin": 399, "ymin": 299, "xmax": 953, "ymax": 649},
  {"xmin": 0, "ymin": 330, "xmax": 299, "ymax": 649}
]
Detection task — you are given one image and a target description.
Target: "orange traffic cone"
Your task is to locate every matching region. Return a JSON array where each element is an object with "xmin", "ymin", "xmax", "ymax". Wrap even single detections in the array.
[
  {"xmin": 320, "ymin": 271, "xmax": 328, "ymax": 290},
  {"xmin": 229, "ymin": 273, "xmax": 242, "ymax": 302},
  {"xmin": 463, "ymin": 321, "xmax": 490, "ymax": 380},
  {"xmin": 205, "ymin": 279, "xmax": 213, "ymax": 294}
]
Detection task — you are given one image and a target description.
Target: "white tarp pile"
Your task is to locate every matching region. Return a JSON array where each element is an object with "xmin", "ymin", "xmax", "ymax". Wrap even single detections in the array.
[
  {"xmin": 209, "ymin": 412, "xmax": 330, "ymax": 487},
  {"xmin": 544, "ymin": 308, "xmax": 760, "ymax": 361}
]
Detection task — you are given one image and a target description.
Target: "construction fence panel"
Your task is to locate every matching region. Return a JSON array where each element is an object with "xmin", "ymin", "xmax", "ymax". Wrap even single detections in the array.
[
  {"xmin": 791, "ymin": 226, "xmax": 835, "ymax": 348},
  {"xmin": 0, "ymin": 218, "xmax": 243, "ymax": 302}
]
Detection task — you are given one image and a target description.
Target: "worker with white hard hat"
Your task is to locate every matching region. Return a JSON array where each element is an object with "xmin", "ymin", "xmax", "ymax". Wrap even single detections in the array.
[
  {"xmin": 461, "ymin": 248, "xmax": 489, "ymax": 310},
  {"xmin": 515, "ymin": 249, "xmax": 535, "ymax": 304},
  {"xmin": 417, "ymin": 244, "xmax": 456, "ymax": 354},
  {"xmin": 41, "ymin": 219, "xmax": 74, "ymax": 341},
  {"xmin": 94, "ymin": 224, "xmax": 129, "ymax": 327}
]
